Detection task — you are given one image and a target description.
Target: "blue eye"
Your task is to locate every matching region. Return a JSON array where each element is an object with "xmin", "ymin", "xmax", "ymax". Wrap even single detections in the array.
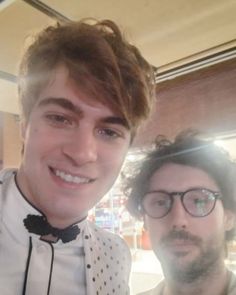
[
  {"xmin": 97, "ymin": 128, "xmax": 121, "ymax": 139},
  {"xmin": 45, "ymin": 114, "xmax": 72, "ymax": 127}
]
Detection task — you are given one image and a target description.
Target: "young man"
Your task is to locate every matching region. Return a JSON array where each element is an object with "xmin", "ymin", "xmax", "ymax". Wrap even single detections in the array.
[
  {"xmin": 0, "ymin": 19, "xmax": 154, "ymax": 295},
  {"xmin": 126, "ymin": 131, "xmax": 236, "ymax": 295}
]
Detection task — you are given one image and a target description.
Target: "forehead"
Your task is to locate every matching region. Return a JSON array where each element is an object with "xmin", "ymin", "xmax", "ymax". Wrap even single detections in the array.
[
  {"xmin": 31, "ymin": 66, "xmax": 130, "ymax": 135},
  {"xmin": 37, "ymin": 66, "xmax": 101, "ymax": 106},
  {"xmin": 35, "ymin": 65, "xmax": 117, "ymax": 117},
  {"xmin": 148, "ymin": 163, "xmax": 219, "ymax": 192}
]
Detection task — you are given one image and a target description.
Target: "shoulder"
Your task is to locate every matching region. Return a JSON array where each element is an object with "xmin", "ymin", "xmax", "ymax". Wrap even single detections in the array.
[
  {"xmin": 228, "ymin": 270, "xmax": 236, "ymax": 294},
  {"xmin": 87, "ymin": 221, "xmax": 129, "ymax": 245},
  {"xmin": 0, "ymin": 168, "xmax": 17, "ymax": 184},
  {"xmin": 0, "ymin": 168, "xmax": 17, "ymax": 198},
  {"xmin": 0, "ymin": 168, "xmax": 17, "ymax": 217},
  {"xmin": 87, "ymin": 221, "xmax": 131, "ymax": 255},
  {"xmin": 0, "ymin": 168, "xmax": 17, "ymax": 195}
]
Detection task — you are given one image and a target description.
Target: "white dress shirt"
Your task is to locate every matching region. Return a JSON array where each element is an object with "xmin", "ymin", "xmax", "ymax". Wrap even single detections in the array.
[{"xmin": 0, "ymin": 169, "xmax": 131, "ymax": 295}]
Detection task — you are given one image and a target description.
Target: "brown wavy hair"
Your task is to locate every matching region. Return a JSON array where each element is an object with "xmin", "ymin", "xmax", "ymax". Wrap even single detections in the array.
[
  {"xmin": 125, "ymin": 130, "xmax": 236, "ymax": 241},
  {"xmin": 18, "ymin": 19, "xmax": 155, "ymax": 139}
]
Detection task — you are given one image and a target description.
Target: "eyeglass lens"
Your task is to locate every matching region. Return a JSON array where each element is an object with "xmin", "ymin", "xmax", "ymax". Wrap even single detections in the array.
[{"xmin": 142, "ymin": 189, "xmax": 218, "ymax": 218}]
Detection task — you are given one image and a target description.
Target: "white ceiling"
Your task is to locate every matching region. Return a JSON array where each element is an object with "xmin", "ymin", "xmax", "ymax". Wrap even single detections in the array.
[{"xmin": 0, "ymin": 0, "xmax": 236, "ymax": 114}]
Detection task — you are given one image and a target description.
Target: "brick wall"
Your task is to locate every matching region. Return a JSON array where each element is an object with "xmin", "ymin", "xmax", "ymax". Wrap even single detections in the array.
[{"xmin": 134, "ymin": 58, "xmax": 236, "ymax": 147}]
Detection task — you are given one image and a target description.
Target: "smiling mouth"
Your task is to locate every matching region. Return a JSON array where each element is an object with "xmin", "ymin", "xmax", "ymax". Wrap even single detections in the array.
[{"xmin": 50, "ymin": 168, "xmax": 94, "ymax": 184}]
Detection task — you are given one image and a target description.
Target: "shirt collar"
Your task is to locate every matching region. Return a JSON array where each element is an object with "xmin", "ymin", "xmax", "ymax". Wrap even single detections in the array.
[{"xmin": 2, "ymin": 170, "xmax": 87, "ymax": 246}]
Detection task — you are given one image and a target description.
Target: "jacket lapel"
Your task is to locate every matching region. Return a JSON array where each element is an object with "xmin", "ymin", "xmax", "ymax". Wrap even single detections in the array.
[{"xmin": 83, "ymin": 221, "xmax": 131, "ymax": 295}]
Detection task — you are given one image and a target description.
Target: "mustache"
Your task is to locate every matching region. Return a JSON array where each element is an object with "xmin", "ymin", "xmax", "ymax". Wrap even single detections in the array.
[{"xmin": 161, "ymin": 229, "xmax": 202, "ymax": 246}]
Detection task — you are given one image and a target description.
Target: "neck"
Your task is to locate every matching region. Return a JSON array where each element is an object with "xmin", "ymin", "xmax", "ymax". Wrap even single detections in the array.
[
  {"xmin": 163, "ymin": 264, "xmax": 229, "ymax": 295},
  {"xmin": 16, "ymin": 168, "xmax": 87, "ymax": 229},
  {"xmin": 47, "ymin": 215, "xmax": 87, "ymax": 229}
]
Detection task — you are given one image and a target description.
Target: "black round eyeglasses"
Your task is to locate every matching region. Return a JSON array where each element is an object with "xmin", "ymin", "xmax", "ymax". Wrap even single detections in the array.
[{"xmin": 140, "ymin": 188, "xmax": 221, "ymax": 218}]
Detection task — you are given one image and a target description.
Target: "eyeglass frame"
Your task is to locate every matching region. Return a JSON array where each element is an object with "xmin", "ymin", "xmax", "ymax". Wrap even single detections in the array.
[{"xmin": 139, "ymin": 188, "xmax": 222, "ymax": 218}]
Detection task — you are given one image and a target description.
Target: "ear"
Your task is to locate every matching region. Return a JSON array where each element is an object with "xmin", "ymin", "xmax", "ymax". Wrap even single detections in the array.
[{"xmin": 224, "ymin": 210, "xmax": 235, "ymax": 232}]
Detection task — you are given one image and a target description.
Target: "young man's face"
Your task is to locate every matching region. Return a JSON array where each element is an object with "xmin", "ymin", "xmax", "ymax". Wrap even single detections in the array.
[
  {"xmin": 17, "ymin": 65, "xmax": 131, "ymax": 227},
  {"xmin": 144, "ymin": 163, "xmax": 234, "ymax": 280}
]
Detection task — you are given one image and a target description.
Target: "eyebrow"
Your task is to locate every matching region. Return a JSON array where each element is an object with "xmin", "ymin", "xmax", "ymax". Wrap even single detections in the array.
[
  {"xmin": 102, "ymin": 116, "xmax": 129, "ymax": 129},
  {"xmin": 146, "ymin": 187, "xmax": 220, "ymax": 194},
  {"xmin": 38, "ymin": 97, "xmax": 82, "ymax": 116},
  {"xmin": 37, "ymin": 97, "xmax": 129, "ymax": 129}
]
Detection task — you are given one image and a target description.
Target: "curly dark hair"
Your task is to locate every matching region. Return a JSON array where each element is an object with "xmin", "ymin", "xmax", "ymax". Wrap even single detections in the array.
[
  {"xmin": 125, "ymin": 130, "xmax": 236, "ymax": 241},
  {"xmin": 18, "ymin": 19, "xmax": 155, "ymax": 139}
]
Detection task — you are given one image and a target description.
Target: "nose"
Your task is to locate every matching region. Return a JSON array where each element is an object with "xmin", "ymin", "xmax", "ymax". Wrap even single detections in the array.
[
  {"xmin": 62, "ymin": 129, "xmax": 98, "ymax": 165},
  {"xmin": 169, "ymin": 196, "xmax": 188, "ymax": 229}
]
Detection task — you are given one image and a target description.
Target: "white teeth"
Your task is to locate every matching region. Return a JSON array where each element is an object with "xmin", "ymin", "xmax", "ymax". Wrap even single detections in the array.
[{"xmin": 54, "ymin": 169, "xmax": 90, "ymax": 184}]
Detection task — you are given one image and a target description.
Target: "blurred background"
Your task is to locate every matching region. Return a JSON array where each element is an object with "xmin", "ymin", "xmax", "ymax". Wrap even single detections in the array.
[{"xmin": 0, "ymin": 0, "xmax": 236, "ymax": 293}]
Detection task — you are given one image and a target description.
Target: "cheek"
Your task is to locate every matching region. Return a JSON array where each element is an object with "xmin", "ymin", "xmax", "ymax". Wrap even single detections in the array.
[
  {"xmin": 189, "ymin": 213, "xmax": 226, "ymax": 240},
  {"xmin": 208, "ymin": 206, "xmax": 227, "ymax": 231},
  {"xmin": 24, "ymin": 129, "xmax": 56, "ymax": 160},
  {"xmin": 145, "ymin": 218, "xmax": 166, "ymax": 245},
  {"xmin": 23, "ymin": 126, "xmax": 41, "ymax": 150},
  {"xmin": 223, "ymin": 210, "xmax": 235, "ymax": 232},
  {"xmin": 100, "ymin": 146, "xmax": 127, "ymax": 171}
]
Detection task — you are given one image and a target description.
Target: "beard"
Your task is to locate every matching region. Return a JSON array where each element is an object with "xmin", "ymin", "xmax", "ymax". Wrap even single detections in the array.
[{"xmin": 154, "ymin": 229, "xmax": 225, "ymax": 284}]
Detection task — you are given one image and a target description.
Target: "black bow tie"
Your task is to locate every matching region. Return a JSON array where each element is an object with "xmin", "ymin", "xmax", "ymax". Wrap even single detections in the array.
[{"xmin": 23, "ymin": 214, "xmax": 80, "ymax": 243}]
